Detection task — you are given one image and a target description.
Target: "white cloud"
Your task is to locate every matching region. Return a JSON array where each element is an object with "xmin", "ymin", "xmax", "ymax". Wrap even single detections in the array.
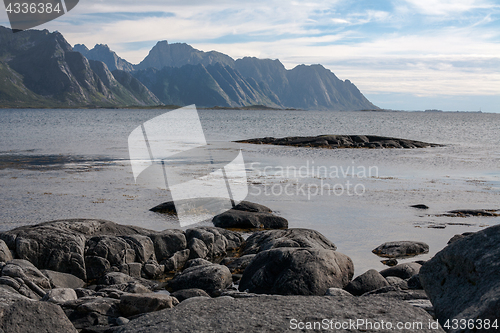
[
  {"xmin": 331, "ymin": 18, "xmax": 350, "ymax": 24},
  {"xmin": 402, "ymin": 0, "xmax": 498, "ymax": 16}
]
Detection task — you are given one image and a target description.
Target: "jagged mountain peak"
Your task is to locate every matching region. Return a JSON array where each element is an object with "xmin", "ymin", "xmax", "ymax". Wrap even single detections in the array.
[
  {"xmin": 73, "ymin": 44, "xmax": 89, "ymax": 54},
  {"xmin": 135, "ymin": 40, "xmax": 235, "ymax": 70},
  {"xmin": 74, "ymin": 42, "xmax": 134, "ymax": 72},
  {"xmin": 0, "ymin": 25, "xmax": 161, "ymax": 107}
]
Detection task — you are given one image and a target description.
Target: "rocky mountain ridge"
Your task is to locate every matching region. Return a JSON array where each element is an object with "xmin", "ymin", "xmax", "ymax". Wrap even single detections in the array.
[{"xmin": 0, "ymin": 25, "xmax": 378, "ymax": 110}]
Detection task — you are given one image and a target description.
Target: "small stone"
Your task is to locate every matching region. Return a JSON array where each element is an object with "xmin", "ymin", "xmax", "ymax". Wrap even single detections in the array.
[
  {"xmin": 128, "ymin": 262, "xmax": 142, "ymax": 278},
  {"xmin": 410, "ymin": 204, "xmax": 429, "ymax": 209},
  {"xmin": 187, "ymin": 238, "xmax": 208, "ymax": 260},
  {"xmin": 170, "ymin": 288, "xmax": 211, "ymax": 302},
  {"xmin": 407, "ymin": 274, "xmax": 423, "ymax": 289},
  {"xmin": 381, "ymin": 258, "xmax": 398, "ymax": 266},
  {"xmin": 324, "ymin": 288, "xmax": 353, "ymax": 297},
  {"xmin": 385, "ymin": 276, "xmax": 409, "ymax": 290},
  {"xmin": 116, "ymin": 317, "xmax": 130, "ymax": 325},
  {"xmin": 380, "ymin": 263, "xmax": 422, "ymax": 280}
]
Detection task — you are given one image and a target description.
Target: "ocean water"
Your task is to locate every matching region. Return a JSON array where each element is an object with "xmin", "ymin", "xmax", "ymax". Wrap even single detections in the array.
[{"xmin": 1, "ymin": 108, "xmax": 499, "ymax": 275}]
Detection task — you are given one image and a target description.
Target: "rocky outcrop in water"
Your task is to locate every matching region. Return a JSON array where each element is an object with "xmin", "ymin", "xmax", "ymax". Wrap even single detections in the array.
[
  {"xmin": 237, "ymin": 135, "xmax": 441, "ymax": 149},
  {"xmin": 372, "ymin": 241, "xmax": 429, "ymax": 258}
]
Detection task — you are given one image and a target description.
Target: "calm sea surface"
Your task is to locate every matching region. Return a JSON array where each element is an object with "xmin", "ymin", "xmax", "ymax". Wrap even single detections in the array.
[{"xmin": 1, "ymin": 109, "xmax": 499, "ymax": 274}]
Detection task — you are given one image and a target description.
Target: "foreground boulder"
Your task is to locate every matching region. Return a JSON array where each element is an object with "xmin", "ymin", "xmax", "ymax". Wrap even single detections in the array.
[
  {"xmin": 0, "ymin": 219, "xmax": 152, "ymax": 280},
  {"xmin": 372, "ymin": 241, "xmax": 429, "ymax": 258},
  {"xmin": 0, "ymin": 240, "xmax": 13, "ymax": 262},
  {"xmin": 115, "ymin": 295, "xmax": 444, "ymax": 333},
  {"xmin": 211, "ymin": 201, "xmax": 288, "ymax": 229},
  {"xmin": 41, "ymin": 269, "xmax": 85, "ymax": 289},
  {"xmin": 0, "ymin": 219, "xmax": 245, "ymax": 282},
  {"xmin": 239, "ymin": 248, "xmax": 353, "ymax": 295},
  {"xmin": 0, "ymin": 299, "xmax": 77, "ymax": 333},
  {"xmin": 1, "ymin": 259, "xmax": 51, "ymax": 299},
  {"xmin": 119, "ymin": 293, "xmax": 179, "ymax": 317},
  {"xmin": 170, "ymin": 288, "xmax": 210, "ymax": 302},
  {"xmin": 42, "ymin": 288, "xmax": 78, "ymax": 304},
  {"xmin": 232, "ymin": 201, "xmax": 272, "ymax": 213},
  {"xmin": 212, "ymin": 210, "xmax": 288, "ymax": 229},
  {"xmin": 241, "ymin": 228, "xmax": 337, "ymax": 255},
  {"xmin": 344, "ymin": 269, "xmax": 389, "ymax": 296},
  {"xmin": 185, "ymin": 227, "xmax": 243, "ymax": 260},
  {"xmin": 168, "ymin": 263, "xmax": 232, "ymax": 295},
  {"xmin": 420, "ymin": 224, "xmax": 500, "ymax": 331},
  {"xmin": 380, "ymin": 263, "xmax": 421, "ymax": 280}
]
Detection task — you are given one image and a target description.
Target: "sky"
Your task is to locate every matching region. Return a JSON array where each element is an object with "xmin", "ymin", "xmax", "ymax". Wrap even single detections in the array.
[{"xmin": 1, "ymin": 0, "xmax": 500, "ymax": 112}]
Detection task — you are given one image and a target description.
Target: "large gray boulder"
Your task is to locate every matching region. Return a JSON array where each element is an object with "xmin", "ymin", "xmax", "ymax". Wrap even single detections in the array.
[
  {"xmin": 115, "ymin": 295, "xmax": 444, "ymax": 333},
  {"xmin": 0, "ymin": 219, "xmax": 152, "ymax": 280},
  {"xmin": 0, "ymin": 299, "xmax": 77, "ymax": 333},
  {"xmin": 220, "ymin": 254, "xmax": 256, "ymax": 274},
  {"xmin": 63, "ymin": 296, "xmax": 120, "ymax": 330},
  {"xmin": 232, "ymin": 201, "xmax": 272, "ymax": 213},
  {"xmin": 241, "ymin": 228, "xmax": 337, "ymax": 255},
  {"xmin": 344, "ymin": 269, "xmax": 390, "ymax": 296},
  {"xmin": 41, "ymin": 269, "xmax": 85, "ymax": 289},
  {"xmin": 148, "ymin": 229, "xmax": 187, "ymax": 263},
  {"xmin": 420, "ymin": 224, "xmax": 500, "ymax": 331},
  {"xmin": 212, "ymin": 210, "xmax": 288, "ymax": 229},
  {"xmin": 163, "ymin": 249, "xmax": 190, "ymax": 273},
  {"xmin": 41, "ymin": 288, "xmax": 78, "ymax": 304},
  {"xmin": 1, "ymin": 260, "xmax": 50, "ymax": 298},
  {"xmin": 119, "ymin": 293, "xmax": 179, "ymax": 317},
  {"xmin": 185, "ymin": 227, "xmax": 244, "ymax": 260},
  {"xmin": 0, "ymin": 239, "xmax": 12, "ymax": 262},
  {"xmin": 168, "ymin": 263, "xmax": 232, "ymax": 295},
  {"xmin": 2, "ymin": 259, "xmax": 50, "ymax": 289},
  {"xmin": 120, "ymin": 235, "xmax": 156, "ymax": 263},
  {"xmin": 372, "ymin": 241, "xmax": 429, "ymax": 258},
  {"xmin": 380, "ymin": 262, "xmax": 421, "ymax": 279},
  {"xmin": 187, "ymin": 238, "xmax": 208, "ymax": 260},
  {"xmin": 170, "ymin": 288, "xmax": 210, "ymax": 302},
  {"xmin": 0, "ymin": 284, "xmax": 31, "ymax": 308},
  {"xmin": 239, "ymin": 248, "xmax": 353, "ymax": 295},
  {"xmin": 85, "ymin": 235, "xmax": 136, "ymax": 267}
]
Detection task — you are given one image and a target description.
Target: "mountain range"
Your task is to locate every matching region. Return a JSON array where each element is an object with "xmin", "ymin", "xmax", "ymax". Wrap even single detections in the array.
[{"xmin": 0, "ymin": 26, "xmax": 378, "ymax": 110}]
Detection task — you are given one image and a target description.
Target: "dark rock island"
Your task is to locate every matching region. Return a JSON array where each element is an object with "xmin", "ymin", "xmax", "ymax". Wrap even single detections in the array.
[{"xmin": 237, "ymin": 134, "xmax": 442, "ymax": 149}]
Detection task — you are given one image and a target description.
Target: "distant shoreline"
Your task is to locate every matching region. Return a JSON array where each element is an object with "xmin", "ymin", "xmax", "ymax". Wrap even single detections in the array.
[{"xmin": 0, "ymin": 105, "xmax": 488, "ymax": 113}]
